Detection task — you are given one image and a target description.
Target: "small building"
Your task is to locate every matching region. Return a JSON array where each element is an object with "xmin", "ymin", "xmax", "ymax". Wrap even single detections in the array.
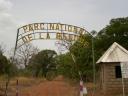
[{"xmin": 97, "ymin": 42, "xmax": 128, "ymax": 95}]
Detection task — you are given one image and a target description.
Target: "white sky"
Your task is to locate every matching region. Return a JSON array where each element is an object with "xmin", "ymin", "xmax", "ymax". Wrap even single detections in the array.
[{"xmin": 0, "ymin": 0, "xmax": 128, "ymax": 56}]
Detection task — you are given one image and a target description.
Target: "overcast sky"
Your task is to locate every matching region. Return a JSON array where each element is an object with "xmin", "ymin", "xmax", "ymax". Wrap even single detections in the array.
[{"xmin": 0, "ymin": 0, "xmax": 128, "ymax": 56}]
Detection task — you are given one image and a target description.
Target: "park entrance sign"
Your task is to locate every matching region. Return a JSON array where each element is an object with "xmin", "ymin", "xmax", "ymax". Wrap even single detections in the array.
[
  {"xmin": 15, "ymin": 23, "xmax": 88, "ymax": 49},
  {"xmin": 13, "ymin": 23, "xmax": 90, "ymax": 96}
]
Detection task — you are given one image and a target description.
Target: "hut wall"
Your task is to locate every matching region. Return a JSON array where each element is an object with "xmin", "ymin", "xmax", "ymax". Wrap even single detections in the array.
[{"xmin": 101, "ymin": 63, "xmax": 128, "ymax": 95}]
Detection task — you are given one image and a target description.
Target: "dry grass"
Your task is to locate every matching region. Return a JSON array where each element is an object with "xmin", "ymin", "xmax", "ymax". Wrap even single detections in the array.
[
  {"xmin": 0, "ymin": 76, "xmax": 128, "ymax": 96},
  {"xmin": 0, "ymin": 76, "xmax": 45, "ymax": 96}
]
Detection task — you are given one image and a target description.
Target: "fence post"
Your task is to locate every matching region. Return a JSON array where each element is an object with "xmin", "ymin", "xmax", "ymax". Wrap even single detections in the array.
[{"xmin": 16, "ymin": 79, "xmax": 19, "ymax": 96}]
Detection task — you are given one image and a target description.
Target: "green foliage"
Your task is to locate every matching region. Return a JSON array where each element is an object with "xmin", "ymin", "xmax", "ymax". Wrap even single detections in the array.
[
  {"xmin": 95, "ymin": 17, "xmax": 128, "ymax": 60},
  {"xmin": 55, "ymin": 34, "xmax": 94, "ymax": 81},
  {"xmin": 0, "ymin": 53, "xmax": 17, "ymax": 77},
  {"xmin": 0, "ymin": 53, "xmax": 9, "ymax": 75},
  {"xmin": 28, "ymin": 49, "xmax": 57, "ymax": 78},
  {"xmin": 56, "ymin": 53, "xmax": 76, "ymax": 79},
  {"xmin": 70, "ymin": 34, "xmax": 93, "ymax": 81},
  {"xmin": 7, "ymin": 62, "xmax": 18, "ymax": 77}
]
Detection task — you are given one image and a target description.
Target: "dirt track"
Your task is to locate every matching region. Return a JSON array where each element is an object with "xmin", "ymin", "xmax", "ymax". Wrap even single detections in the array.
[
  {"xmin": 0, "ymin": 76, "xmax": 96, "ymax": 96},
  {"xmin": 21, "ymin": 81, "xmax": 79, "ymax": 96},
  {"xmin": 20, "ymin": 76, "xmax": 79, "ymax": 96}
]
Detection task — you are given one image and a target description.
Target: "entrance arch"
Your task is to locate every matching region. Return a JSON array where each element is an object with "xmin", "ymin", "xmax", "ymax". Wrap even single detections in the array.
[{"xmin": 14, "ymin": 23, "xmax": 90, "ymax": 55}]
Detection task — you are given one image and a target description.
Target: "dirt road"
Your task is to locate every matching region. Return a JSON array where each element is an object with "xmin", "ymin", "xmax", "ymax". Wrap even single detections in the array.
[{"xmin": 20, "ymin": 76, "xmax": 79, "ymax": 96}]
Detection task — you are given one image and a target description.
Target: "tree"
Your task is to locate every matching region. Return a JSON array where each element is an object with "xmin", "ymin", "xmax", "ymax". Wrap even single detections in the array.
[
  {"xmin": 0, "ymin": 53, "xmax": 8, "ymax": 75},
  {"xmin": 15, "ymin": 43, "xmax": 39, "ymax": 68},
  {"xmin": 0, "ymin": 43, "xmax": 9, "ymax": 75},
  {"xmin": 95, "ymin": 17, "xmax": 128, "ymax": 60},
  {"xmin": 69, "ymin": 34, "xmax": 94, "ymax": 81},
  {"xmin": 56, "ymin": 53, "xmax": 76, "ymax": 79},
  {"xmin": 55, "ymin": 34, "xmax": 94, "ymax": 81},
  {"xmin": 28, "ymin": 49, "xmax": 57, "ymax": 78},
  {"xmin": 0, "ymin": 43, "xmax": 17, "ymax": 76},
  {"xmin": 0, "ymin": 43, "xmax": 6, "ymax": 55},
  {"xmin": 0, "ymin": 43, "xmax": 18, "ymax": 96}
]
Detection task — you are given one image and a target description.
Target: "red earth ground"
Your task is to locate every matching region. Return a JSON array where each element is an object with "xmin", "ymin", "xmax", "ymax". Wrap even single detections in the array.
[
  {"xmin": 20, "ymin": 76, "xmax": 80, "ymax": 96},
  {"xmin": 0, "ymin": 76, "xmax": 98, "ymax": 96},
  {"xmin": 18, "ymin": 76, "xmax": 99, "ymax": 96}
]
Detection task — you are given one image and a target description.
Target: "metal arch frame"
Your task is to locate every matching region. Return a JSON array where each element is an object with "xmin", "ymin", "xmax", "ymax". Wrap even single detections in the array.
[{"xmin": 13, "ymin": 23, "xmax": 91, "ymax": 57}]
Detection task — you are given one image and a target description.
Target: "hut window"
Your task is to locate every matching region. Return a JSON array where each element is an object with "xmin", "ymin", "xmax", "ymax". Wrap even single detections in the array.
[{"xmin": 115, "ymin": 66, "xmax": 122, "ymax": 78}]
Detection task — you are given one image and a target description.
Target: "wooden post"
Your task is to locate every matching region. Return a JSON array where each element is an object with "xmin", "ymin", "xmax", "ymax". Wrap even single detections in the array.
[
  {"xmin": 16, "ymin": 80, "xmax": 19, "ymax": 96},
  {"xmin": 121, "ymin": 77, "xmax": 125, "ymax": 96}
]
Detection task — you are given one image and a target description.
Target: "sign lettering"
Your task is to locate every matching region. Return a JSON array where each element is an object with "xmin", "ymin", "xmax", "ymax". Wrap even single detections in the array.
[{"xmin": 16, "ymin": 23, "xmax": 88, "ymax": 48}]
